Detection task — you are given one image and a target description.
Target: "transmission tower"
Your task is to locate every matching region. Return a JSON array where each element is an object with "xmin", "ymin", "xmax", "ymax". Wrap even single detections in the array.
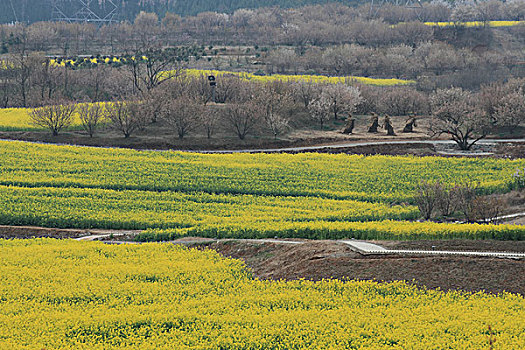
[
  {"xmin": 369, "ymin": 0, "xmax": 423, "ymax": 18},
  {"xmin": 51, "ymin": 0, "xmax": 119, "ymax": 24},
  {"xmin": 9, "ymin": 0, "xmax": 18, "ymax": 22}
]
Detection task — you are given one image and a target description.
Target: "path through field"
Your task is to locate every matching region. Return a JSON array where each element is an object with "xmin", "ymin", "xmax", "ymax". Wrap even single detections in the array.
[
  {"xmin": 341, "ymin": 240, "xmax": 525, "ymax": 258},
  {"xmin": 72, "ymin": 232, "xmax": 525, "ymax": 258},
  {"xmin": 1, "ymin": 138, "xmax": 524, "ymax": 154},
  {"xmin": 193, "ymin": 138, "xmax": 525, "ymax": 155}
]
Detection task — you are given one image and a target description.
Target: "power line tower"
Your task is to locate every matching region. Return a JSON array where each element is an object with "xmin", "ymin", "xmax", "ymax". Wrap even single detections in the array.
[
  {"xmin": 51, "ymin": 0, "xmax": 119, "ymax": 24},
  {"xmin": 9, "ymin": 0, "xmax": 18, "ymax": 22},
  {"xmin": 369, "ymin": 0, "xmax": 423, "ymax": 18}
]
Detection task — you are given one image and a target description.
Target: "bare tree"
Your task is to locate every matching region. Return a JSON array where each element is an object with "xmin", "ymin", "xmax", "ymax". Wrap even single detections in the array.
[
  {"xmin": 78, "ymin": 102, "xmax": 105, "ymax": 137},
  {"xmin": 0, "ymin": 58, "xmax": 17, "ymax": 108},
  {"xmin": 133, "ymin": 11, "xmax": 160, "ymax": 48},
  {"xmin": 415, "ymin": 181, "xmax": 441, "ymax": 220},
  {"xmin": 187, "ymin": 74, "xmax": 213, "ymax": 105},
  {"xmin": 29, "ymin": 101, "xmax": 76, "ymax": 136},
  {"xmin": 105, "ymin": 101, "xmax": 146, "ymax": 138},
  {"xmin": 292, "ymin": 81, "xmax": 320, "ymax": 108},
  {"xmin": 123, "ymin": 49, "xmax": 181, "ymax": 95},
  {"xmin": 34, "ymin": 59, "xmax": 63, "ymax": 103},
  {"xmin": 162, "ymin": 96, "xmax": 203, "ymax": 139},
  {"xmin": 142, "ymin": 86, "xmax": 170, "ymax": 123},
  {"xmin": 200, "ymin": 107, "xmax": 220, "ymax": 139},
  {"xmin": 215, "ymin": 75, "xmax": 244, "ymax": 104},
  {"xmin": 255, "ymin": 81, "xmax": 292, "ymax": 139},
  {"xmin": 10, "ymin": 52, "xmax": 42, "ymax": 107},
  {"xmin": 429, "ymin": 88, "xmax": 490, "ymax": 151},
  {"xmin": 224, "ymin": 102, "xmax": 263, "ymax": 140},
  {"xmin": 435, "ymin": 183, "xmax": 461, "ymax": 218},
  {"xmin": 83, "ymin": 65, "xmax": 109, "ymax": 102}
]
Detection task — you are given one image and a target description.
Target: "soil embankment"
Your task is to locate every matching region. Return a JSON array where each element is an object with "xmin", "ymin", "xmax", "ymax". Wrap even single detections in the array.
[
  {"xmin": 203, "ymin": 239, "xmax": 525, "ymax": 295},
  {"xmin": 1, "ymin": 226, "xmax": 523, "ymax": 295}
]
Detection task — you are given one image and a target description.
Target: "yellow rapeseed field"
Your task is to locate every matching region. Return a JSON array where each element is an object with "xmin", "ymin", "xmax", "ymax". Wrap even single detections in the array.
[
  {"xmin": 0, "ymin": 239, "xmax": 523, "ymax": 349},
  {"xmin": 424, "ymin": 20, "xmax": 525, "ymax": 27},
  {"xmin": 0, "ymin": 108, "xmax": 38, "ymax": 130},
  {"xmin": 183, "ymin": 69, "xmax": 415, "ymax": 86},
  {"xmin": 0, "ymin": 140, "xmax": 524, "ymax": 240},
  {"xmin": 47, "ymin": 57, "xmax": 414, "ymax": 86},
  {"xmin": 0, "ymin": 104, "xmax": 106, "ymax": 131}
]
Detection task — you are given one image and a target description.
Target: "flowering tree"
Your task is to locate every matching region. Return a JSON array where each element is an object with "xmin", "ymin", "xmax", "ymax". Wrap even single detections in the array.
[
  {"xmin": 323, "ymin": 84, "xmax": 363, "ymax": 120},
  {"xmin": 308, "ymin": 97, "xmax": 331, "ymax": 129},
  {"xmin": 493, "ymin": 90, "xmax": 525, "ymax": 127}
]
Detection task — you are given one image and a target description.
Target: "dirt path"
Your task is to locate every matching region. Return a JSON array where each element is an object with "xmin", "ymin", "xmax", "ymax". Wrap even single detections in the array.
[
  {"xmin": 341, "ymin": 240, "xmax": 525, "ymax": 258},
  {"xmin": 1, "ymin": 224, "xmax": 523, "ymax": 257},
  {"xmin": 192, "ymin": 138, "xmax": 525, "ymax": 155},
  {"xmin": 0, "ymin": 225, "xmax": 141, "ymax": 240},
  {"xmin": 1, "ymin": 137, "xmax": 524, "ymax": 154},
  {"xmin": 86, "ymin": 234, "xmax": 525, "ymax": 258}
]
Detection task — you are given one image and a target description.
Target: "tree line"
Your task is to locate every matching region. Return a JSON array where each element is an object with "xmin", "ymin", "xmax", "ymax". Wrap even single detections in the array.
[
  {"xmin": 2, "ymin": 0, "xmax": 364, "ymax": 24},
  {"xmin": 26, "ymin": 66, "xmax": 525, "ymax": 150},
  {"xmin": 2, "ymin": 3, "xmax": 524, "ymax": 89},
  {"xmin": 4, "ymin": 1, "xmax": 525, "ymax": 25}
]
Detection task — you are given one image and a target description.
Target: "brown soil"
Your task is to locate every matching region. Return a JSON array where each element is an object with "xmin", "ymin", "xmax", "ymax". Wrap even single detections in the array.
[
  {"xmin": 1, "ymin": 225, "xmax": 523, "ymax": 295},
  {"xmin": 494, "ymin": 142, "xmax": 525, "ymax": 159},
  {"xmin": 204, "ymin": 240, "xmax": 525, "ymax": 295},
  {"xmin": 0, "ymin": 129, "xmax": 433, "ymax": 154},
  {"xmin": 0, "ymin": 114, "xmax": 432, "ymax": 154},
  {"xmin": 0, "ymin": 225, "xmax": 139, "ymax": 239},
  {"xmin": 300, "ymin": 143, "xmax": 437, "ymax": 156},
  {"xmin": 0, "ymin": 225, "xmax": 90, "ymax": 239}
]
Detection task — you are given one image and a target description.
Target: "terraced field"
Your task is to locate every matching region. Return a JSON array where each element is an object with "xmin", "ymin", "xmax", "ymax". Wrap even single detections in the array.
[
  {"xmin": 0, "ymin": 140, "xmax": 524, "ymax": 240},
  {"xmin": 0, "ymin": 239, "xmax": 523, "ymax": 349}
]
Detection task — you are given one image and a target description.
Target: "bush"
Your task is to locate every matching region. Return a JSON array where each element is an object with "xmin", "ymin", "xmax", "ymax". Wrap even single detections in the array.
[
  {"xmin": 512, "ymin": 168, "xmax": 525, "ymax": 190},
  {"xmin": 415, "ymin": 180, "xmax": 507, "ymax": 222}
]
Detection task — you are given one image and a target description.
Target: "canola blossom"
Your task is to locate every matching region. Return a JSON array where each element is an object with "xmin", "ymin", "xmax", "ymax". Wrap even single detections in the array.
[
  {"xmin": 0, "ymin": 108, "xmax": 58, "ymax": 131},
  {"xmin": 46, "ymin": 56, "xmax": 415, "ymax": 86},
  {"xmin": 0, "ymin": 104, "xmax": 107, "ymax": 131},
  {"xmin": 141, "ymin": 219, "xmax": 525, "ymax": 241},
  {"xmin": 183, "ymin": 69, "xmax": 415, "ymax": 86},
  {"xmin": 0, "ymin": 140, "xmax": 524, "ymax": 240},
  {"xmin": 0, "ymin": 239, "xmax": 523, "ymax": 349},
  {"xmin": 424, "ymin": 20, "xmax": 525, "ymax": 28}
]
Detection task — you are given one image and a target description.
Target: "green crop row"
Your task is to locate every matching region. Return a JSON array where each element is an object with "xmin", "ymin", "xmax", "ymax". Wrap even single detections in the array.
[
  {"xmin": 1, "ymin": 141, "xmax": 522, "ymax": 204},
  {"xmin": 137, "ymin": 220, "xmax": 525, "ymax": 241},
  {"xmin": 0, "ymin": 140, "xmax": 524, "ymax": 240}
]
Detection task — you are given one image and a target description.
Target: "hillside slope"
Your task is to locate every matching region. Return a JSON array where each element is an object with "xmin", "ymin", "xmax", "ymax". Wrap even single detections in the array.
[{"xmin": 1, "ymin": 0, "xmax": 357, "ymax": 24}]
